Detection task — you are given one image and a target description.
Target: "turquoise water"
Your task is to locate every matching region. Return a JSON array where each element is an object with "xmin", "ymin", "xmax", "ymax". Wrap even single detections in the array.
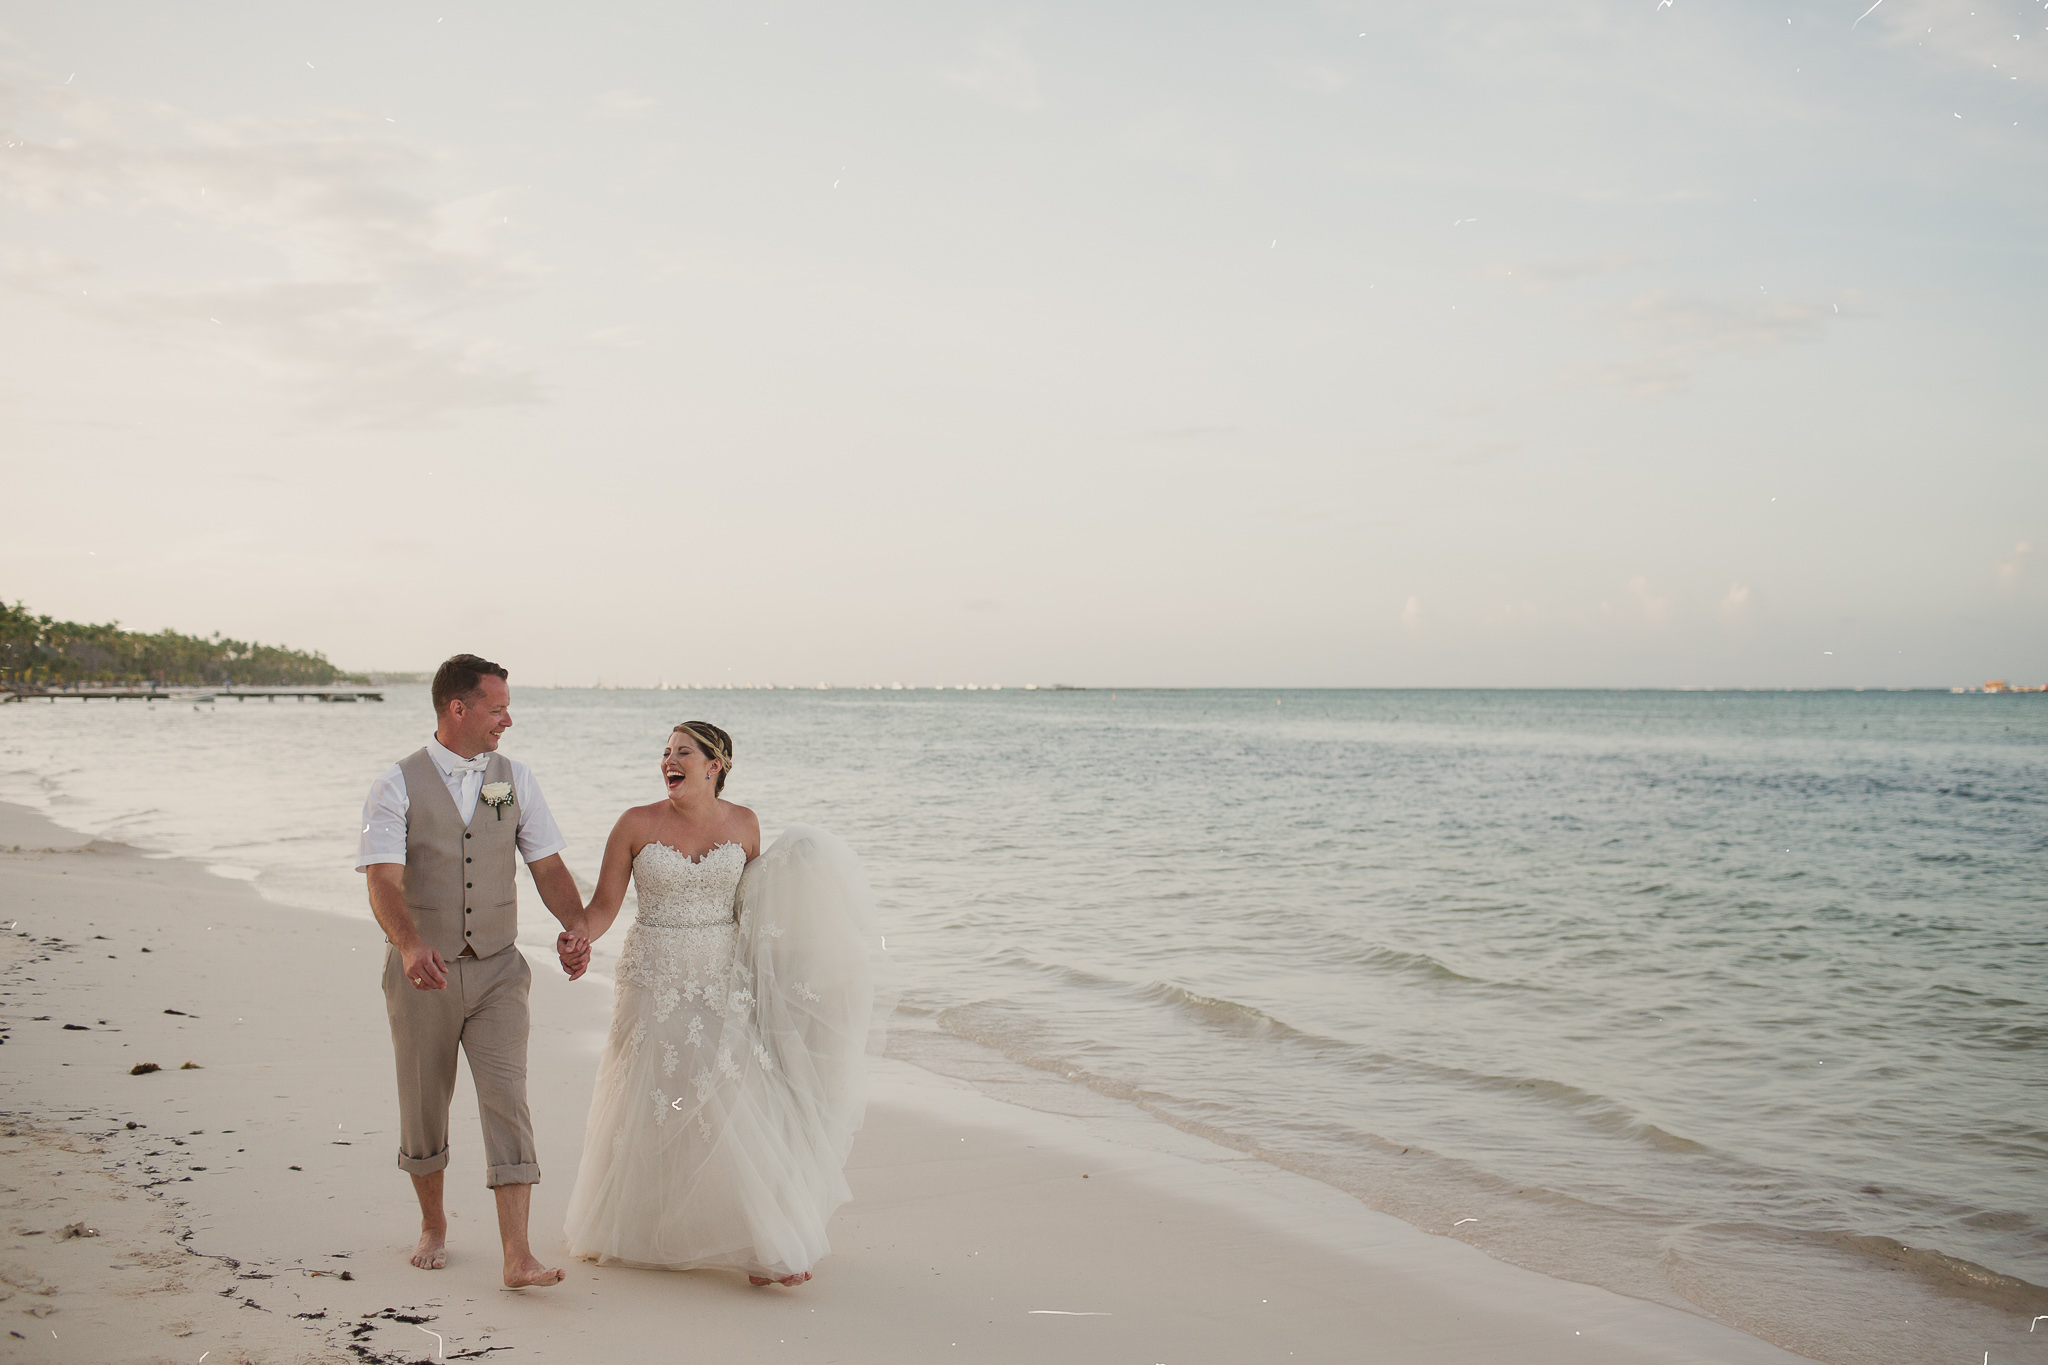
[{"xmin": 4, "ymin": 686, "xmax": 2043, "ymax": 1363}]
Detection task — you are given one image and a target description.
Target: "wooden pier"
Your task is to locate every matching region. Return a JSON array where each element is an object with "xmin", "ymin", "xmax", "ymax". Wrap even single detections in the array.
[{"xmin": 2, "ymin": 685, "xmax": 384, "ymax": 704}]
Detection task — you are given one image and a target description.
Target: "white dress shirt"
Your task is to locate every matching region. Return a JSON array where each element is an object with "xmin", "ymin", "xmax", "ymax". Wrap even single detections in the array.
[{"xmin": 355, "ymin": 736, "xmax": 567, "ymax": 872}]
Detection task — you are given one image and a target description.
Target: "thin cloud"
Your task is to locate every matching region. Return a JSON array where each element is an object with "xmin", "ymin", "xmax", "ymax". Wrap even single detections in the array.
[
  {"xmin": 0, "ymin": 73, "xmax": 539, "ymax": 428},
  {"xmin": 1574, "ymin": 288, "xmax": 1858, "ymax": 396},
  {"xmin": 1142, "ymin": 424, "xmax": 1241, "ymax": 440},
  {"xmin": 943, "ymin": 31, "xmax": 1042, "ymax": 112},
  {"xmin": 583, "ymin": 325, "xmax": 657, "ymax": 349},
  {"xmin": 0, "ymin": 243, "xmax": 93, "ymax": 282},
  {"xmin": 1484, "ymin": 253, "xmax": 1650, "ymax": 288},
  {"xmin": 1485, "ymin": 600, "xmax": 1549, "ymax": 629},
  {"xmin": 1992, "ymin": 541, "xmax": 2031, "ymax": 589},
  {"xmin": 1283, "ymin": 61, "xmax": 1346, "ymax": 95},
  {"xmin": 1862, "ymin": 0, "xmax": 2048, "ymax": 83},
  {"xmin": 1628, "ymin": 574, "xmax": 1673, "ymax": 625},
  {"xmin": 1360, "ymin": 438, "xmax": 1519, "ymax": 467},
  {"xmin": 1441, "ymin": 441, "xmax": 1519, "ymax": 467},
  {"xmin": 1119, "ymin": 106, "xmax": 1241, "ymax": 176},
  {"xmin": 590, "ymin": 89, "xmax": 657, "ymax": 119},
  {"xmin": 1719, "ymin": 583, "xmax": 1754, "ymax": 623}
]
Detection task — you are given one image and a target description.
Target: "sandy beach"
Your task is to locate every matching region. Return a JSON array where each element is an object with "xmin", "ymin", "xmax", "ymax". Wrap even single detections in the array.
[{"xmin": 0, "ymin": 799, "xmax": 1816, "ymax": 1365}]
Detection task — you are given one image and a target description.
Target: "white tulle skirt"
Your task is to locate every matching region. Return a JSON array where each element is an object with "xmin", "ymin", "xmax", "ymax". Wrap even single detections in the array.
[{"xmin": 562, "ymin": 825, "xmax": 887, "ymax": 1276}]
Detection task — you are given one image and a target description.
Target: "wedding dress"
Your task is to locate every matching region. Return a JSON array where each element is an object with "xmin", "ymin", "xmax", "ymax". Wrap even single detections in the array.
[{"xmin": 563, "ymin": 825, "xmax": 884, "ymax": 1277}]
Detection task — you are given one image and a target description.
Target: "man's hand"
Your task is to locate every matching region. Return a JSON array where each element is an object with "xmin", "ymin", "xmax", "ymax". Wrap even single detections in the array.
[
  {"xmin": 556, "ymin": 931, "xmax": 591, "ymax": 981},
  {"xmin": 366, "ymin": 865, "xmax": 443, "ymax": 990},
  {"xmin": 401, "ymin": 940, "xmax": 449, "ymax": 991}
]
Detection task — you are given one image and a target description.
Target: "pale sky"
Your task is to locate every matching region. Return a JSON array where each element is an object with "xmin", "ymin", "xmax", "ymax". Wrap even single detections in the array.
[{"xmin": 2, "ymin": 1, "xmax": 2042, "ymax": 687}]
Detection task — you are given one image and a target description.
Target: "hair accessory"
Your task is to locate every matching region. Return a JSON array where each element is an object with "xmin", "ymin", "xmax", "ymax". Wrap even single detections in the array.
[{"xmin": 672, "ymin": 722, "xmax": 733, "ymax": 776}]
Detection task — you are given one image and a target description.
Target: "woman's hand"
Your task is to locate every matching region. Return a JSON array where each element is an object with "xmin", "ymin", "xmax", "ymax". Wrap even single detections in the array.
[{"xmin": 557, "ymin": 930, "xmax": 592, "ymax": 980}]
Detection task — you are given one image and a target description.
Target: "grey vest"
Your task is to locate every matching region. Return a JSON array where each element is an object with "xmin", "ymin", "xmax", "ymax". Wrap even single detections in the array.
[{"xmin": 398, "ymin": 748, "xmax": 520, "ymax": 959}]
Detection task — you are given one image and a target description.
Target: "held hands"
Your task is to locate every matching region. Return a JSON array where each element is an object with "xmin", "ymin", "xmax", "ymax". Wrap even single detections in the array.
[
  {"xmin": 557, "ymin": 929, "xmax": 592, "ymax": 981},
  {"xmin": 401, "ymin": 941, "xmax": 449, "ymax": 992}
]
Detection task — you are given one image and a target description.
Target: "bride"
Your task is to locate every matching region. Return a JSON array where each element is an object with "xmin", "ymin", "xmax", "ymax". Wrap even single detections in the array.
[{"xmin": 556, "ymin": 721, "xmax": 883, "ymax": 1285}]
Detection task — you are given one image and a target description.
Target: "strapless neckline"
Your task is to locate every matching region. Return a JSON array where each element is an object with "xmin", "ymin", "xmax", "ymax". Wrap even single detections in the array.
[{"xmin": 636, "ymin": 840, "xmax": 743, "ymax": 868}]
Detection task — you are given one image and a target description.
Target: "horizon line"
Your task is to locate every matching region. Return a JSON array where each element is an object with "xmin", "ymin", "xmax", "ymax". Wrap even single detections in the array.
[{"xmin": 350, "ymin": 679, "xmax": 2029, "ymax": 695}]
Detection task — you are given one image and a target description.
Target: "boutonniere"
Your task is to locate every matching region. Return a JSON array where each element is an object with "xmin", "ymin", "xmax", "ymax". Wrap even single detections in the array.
[{"xmin": 479, "ymin": 782, "xmax": 515, "ymax": 820}]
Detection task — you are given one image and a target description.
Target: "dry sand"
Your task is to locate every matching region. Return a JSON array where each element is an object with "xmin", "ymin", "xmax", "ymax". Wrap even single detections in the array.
[{"xmin": 0, "ymin": 800, "xmax": 1815, "ymax": 1364}]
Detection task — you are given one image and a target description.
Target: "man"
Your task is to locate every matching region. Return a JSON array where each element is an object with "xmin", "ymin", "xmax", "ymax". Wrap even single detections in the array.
[{"xmin": 355, "ymin": 653, "xmax": 583, "ymax": 1287}]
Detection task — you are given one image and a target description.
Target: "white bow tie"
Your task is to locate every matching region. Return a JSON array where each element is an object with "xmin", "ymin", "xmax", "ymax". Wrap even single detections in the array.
[{"xmin": 445, "ymin": 757, "xmax": 489, "ymax": 775}]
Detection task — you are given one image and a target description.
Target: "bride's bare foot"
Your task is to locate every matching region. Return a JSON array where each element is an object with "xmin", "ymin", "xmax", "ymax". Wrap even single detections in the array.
[
  {"xmin": 504, "ymin": 1254, "xmax": 565, "ymax": 1288},
  {"xmin": 750, "ymin": 1271, "xmax": 812, "ymax": 1286},
  {"xmin": 411, "ymin": 1225, "xmax": 448, "ymax": 1270}
]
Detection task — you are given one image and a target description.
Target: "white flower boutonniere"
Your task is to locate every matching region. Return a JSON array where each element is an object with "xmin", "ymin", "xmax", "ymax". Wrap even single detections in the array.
[{"xmin": 479, "ymin": 781, "xmax": 514, "ymax": 821}]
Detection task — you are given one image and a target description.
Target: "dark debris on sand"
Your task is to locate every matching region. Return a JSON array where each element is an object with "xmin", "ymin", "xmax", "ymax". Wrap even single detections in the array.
[{"xmin": 363, "ymin": 1307, "xmax": 438, "ymax": 1325}]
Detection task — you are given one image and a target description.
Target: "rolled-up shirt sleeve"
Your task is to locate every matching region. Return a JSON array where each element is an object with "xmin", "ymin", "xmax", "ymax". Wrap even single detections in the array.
[
  {"xmin": 512, "ymin": 763, "xmax": 567, "ymax": 864},
  {"xmin": 356, "ymin": 765, "xmax": 410, "ymax": 871}
]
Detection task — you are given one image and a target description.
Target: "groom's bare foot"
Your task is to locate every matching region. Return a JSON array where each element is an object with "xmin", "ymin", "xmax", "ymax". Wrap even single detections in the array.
[
  {"xmin": 490, "ymin": 1183, "xmax": 561, "ymax": 1287},
  {"xmin": 504, "ymin": 1254, "xmax": 565, "ymax": 1288},
  {"xmin": 750, "ymin": 1271, "xmax": 812, "ymax": 1286},
  {"xmin": 411, "ymin": 1226, "xmax": 448, "ymax": 1270}
]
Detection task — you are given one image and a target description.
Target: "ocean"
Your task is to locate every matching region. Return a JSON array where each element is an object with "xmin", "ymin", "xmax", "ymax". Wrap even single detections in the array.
[{"xmin": 4, "ymin": 685, "xmax": 2042, "ymax": 1364}]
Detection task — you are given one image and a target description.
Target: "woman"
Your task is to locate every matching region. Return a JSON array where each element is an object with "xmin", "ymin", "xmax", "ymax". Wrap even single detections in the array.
[{"xmin": 558, "ymin": 722, "xmax": 883, "ymax": 1285}]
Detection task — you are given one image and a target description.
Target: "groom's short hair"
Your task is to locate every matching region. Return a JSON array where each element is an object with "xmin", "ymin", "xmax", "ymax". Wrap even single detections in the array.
[{"xmin": 432, "ymin": 654, "xmax": 509, "ymax": 714}]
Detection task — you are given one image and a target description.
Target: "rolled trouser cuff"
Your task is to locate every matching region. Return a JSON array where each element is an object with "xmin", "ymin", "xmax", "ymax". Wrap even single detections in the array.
[
  {"xmin": 397, "ymin": 1146, "xmax": 451, "ymax": 1176},
  {"xmin": 486, "ymin": 1162, "xmax": 540, "ymax": 1188}
]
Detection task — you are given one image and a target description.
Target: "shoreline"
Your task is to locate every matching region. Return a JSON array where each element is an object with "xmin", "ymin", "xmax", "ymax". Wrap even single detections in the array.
[{"xmin": 2, "ymin": 800, "xmax": 1822, "ymax": 1364}]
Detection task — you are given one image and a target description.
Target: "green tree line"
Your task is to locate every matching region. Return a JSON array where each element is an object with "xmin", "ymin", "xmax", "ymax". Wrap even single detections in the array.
[{"xmin": 0, "ymin": 599, "xmax": 366, "ymax": 687}]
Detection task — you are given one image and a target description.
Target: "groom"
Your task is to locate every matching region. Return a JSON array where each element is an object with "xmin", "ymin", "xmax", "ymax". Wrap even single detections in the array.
[{"xmin": 356, "ymin": 653, "xmax": 585, "ymax": 1287}]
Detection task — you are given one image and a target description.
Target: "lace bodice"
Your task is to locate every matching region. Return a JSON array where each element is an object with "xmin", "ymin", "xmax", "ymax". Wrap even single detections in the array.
[
  {"xmin": 631, "ymin": 841, "xmax": 745, "ymax": 926},
  {"xmin": 614, "ymin": 841, "xmax": 747, "ymax": 1000}
]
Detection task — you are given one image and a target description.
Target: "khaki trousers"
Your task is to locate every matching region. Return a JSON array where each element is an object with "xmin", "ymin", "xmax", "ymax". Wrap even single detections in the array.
[{"xmin": 382, "ymin": 942, "xmax": 540, "ymax": 1188}]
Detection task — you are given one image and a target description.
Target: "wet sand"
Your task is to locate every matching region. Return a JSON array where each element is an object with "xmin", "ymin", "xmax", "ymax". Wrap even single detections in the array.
[{"xmin": 0, "ymin": 801, "xmax": 1814, "ymax": 1364}]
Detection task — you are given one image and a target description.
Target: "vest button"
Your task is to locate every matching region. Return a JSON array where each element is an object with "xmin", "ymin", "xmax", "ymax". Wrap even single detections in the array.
[
  {"xmin": 465, "ymin": 857, "xmax": 472, "ymax": 863},
  {"xmin": 466, "ymin": 930, "xmax": 472, "ymax": 937},
  {"xmin": 465, "ymin": 908, "xmax": 472, "ymax": 914},
  {"xmin": 465, "ymin": 833, "xmax": 472, "ymax": 840},
  {"xmin": 466, "ymin": 882, "xmax": 473, "ymax": 889}
]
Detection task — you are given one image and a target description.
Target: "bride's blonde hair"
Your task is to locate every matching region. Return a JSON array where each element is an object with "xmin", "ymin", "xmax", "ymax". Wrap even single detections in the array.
[{"xmin": 672, "ymin": 721, "xmax": 734, "ymax": 794}]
